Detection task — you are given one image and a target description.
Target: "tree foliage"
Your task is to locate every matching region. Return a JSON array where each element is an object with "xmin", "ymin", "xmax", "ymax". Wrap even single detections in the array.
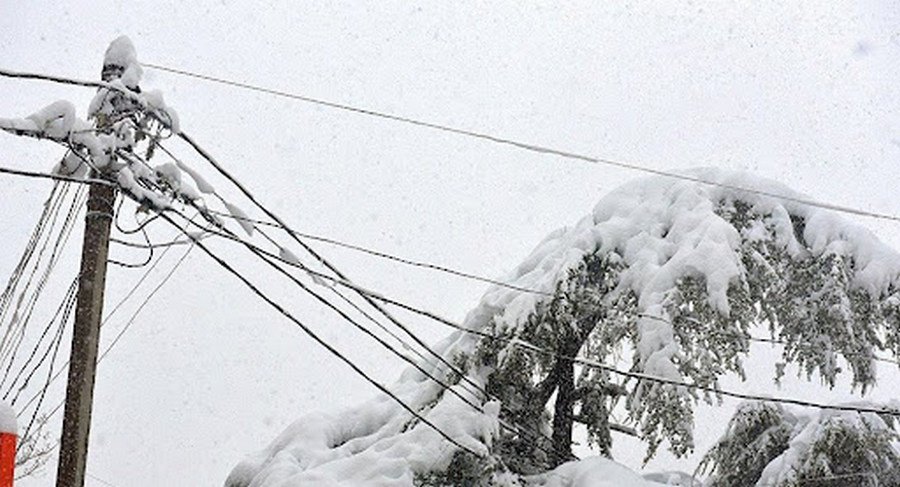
[
  {"xmin": 471, "ymin": 198, "xmax": 900, "ymax": 477},
  {"xmin": 700, "ymin": 400, "xmax": 900, "ymax": 486}
]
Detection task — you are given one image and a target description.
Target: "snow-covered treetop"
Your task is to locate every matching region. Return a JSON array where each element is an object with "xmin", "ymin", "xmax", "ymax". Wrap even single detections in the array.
[
  {"xmin": 468, "ymin": 168, "xmax": 900, "ymax": 385},
  {"xmin": 490, "ymin": 167, "xmax": 899, "ymax": 317}
]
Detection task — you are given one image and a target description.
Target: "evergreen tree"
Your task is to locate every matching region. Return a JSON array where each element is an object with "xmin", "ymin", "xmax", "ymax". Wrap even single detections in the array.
[{"xmin": 470, "ymin": 191, "xmax": 900, "ymax": 475}]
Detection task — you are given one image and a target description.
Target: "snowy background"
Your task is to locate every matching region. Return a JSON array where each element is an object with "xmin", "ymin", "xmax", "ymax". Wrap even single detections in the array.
[{"xmin": 0, "ymin": 1, "xmax": 897, "ymax": 485}]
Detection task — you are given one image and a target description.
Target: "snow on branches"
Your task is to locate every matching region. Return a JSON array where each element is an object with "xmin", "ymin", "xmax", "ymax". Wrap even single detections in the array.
[
  {"xmin": 701, "ymin": 400, "xmax": 900, "ymax": 486},
  {"xmin": 474, "ymin": 169, "xmax": 900, "ymax": 461}
]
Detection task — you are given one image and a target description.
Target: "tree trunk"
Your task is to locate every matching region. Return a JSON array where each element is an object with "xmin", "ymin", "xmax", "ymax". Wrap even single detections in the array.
[{"xmin": 550, "ymin": 353, "xmax": 575, "ymax": 466}]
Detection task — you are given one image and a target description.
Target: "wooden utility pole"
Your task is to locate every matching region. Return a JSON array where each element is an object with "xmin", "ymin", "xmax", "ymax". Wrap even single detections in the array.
[
  {"xmin": 57, "ymin": 43, "xmax": 127, "ymax": 486},
  {"xmin": 56, "ymin": 181, "xmax": 116, "ymax": 487}
]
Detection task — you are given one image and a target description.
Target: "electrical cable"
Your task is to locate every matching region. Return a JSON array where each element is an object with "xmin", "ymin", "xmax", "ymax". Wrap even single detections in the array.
[
  {"xmin": 156, "ymin": 212, "xmax": 483, "ymax": 457},
  {"xmin": 0, "ymin": 183, "xmax": 61, "ymax": 342},
  {"xmin": 5, "ymin": 64, "xmax": 900, "ymax": 461},
  {"xmin": 173, "ymin": 207, "xmax": 585, "ymax": 462},
  {"xmin": 131, "ymin": 63, "xmax": 900, "ymax": 225},
  {"xmin": 3, "ymin": 277, "xmax": 78, "ymax": 403},
  {"xmin": 20, "ymin": 274, "xmax": 75, "ymax": 442},
  {"xmin": 171, "ymin": 134, "xmax": 496, "ymax": 421},
  {"xmin": 0, "ymin": 165, "xmax": 113, "ymax": 186},
  {"xmin": 13, "ymin": 212, "xmax": 200, "ymax": 416},
  {"xmin": 107, "ymin": 226, "xmax": 155, "ymax": 269},
  {"xmin": 208, "ymin": 209, "xmax": 550, "ymax": 296},
  {"xmin": 0, "ymin": 184, "xmax": 81, "ymax": 374},
  {"xmin": 166, "ymin": 208, "xmax": 487, "ymax": 411}
]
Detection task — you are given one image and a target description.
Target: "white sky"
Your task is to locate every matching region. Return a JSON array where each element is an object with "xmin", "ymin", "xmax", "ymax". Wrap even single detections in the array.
[{"xmin": 0, "ymin": 1, "xmax": 898, "ymax": 486}]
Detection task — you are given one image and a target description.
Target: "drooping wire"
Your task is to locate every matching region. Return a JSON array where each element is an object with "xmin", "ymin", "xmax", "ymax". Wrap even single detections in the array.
[
  {"xmin": 97, "ymin": 240, "xmax": 194, "ymax": 364},
  {"xmin": 39, "ymin": 235, "xmax": 199, "ymax": 424},
  {"xmin": 107, "ymin": 226, "xmax": 155, "ymax": 269},
  {"xmin": 167, "ymin": 203, "xmax": 586, "ymax": 462},
  {"xmin": 0, "ymin": 184, "xmax": 84, "ymax": 378},
  {"xmin": 130, "ymin": 136, "xmax": 498, "ymax": 418},
  {"xmin": 207, "ymin": 210, "xmax": 550, "ymax": 296},
  {"xmin": 0, "ymin": 183, "xmax": 61, "ymax": 340},
  {"xmin": 186, "ymin": 220, "xmax": 900, "ymax": 417},
  {"xmin": 19, "ymin": 272, "xmax": 76, "ymax": 443},
  {"xmin": 170, "ymin": 135, "xmax": 498, "ymax": 426},
  {"xmin": 13, "ymin": 212, "xmax": 202, "ymax": 416},
  {"xmin": 167, "ymin": 208, "xmax": 485, "ymax": 411},
  {"xmin": 5, "ymin": 65, "xmax": 898, "ymax": 452},
  {"xmin": 3, "ymin": 277, "xmax": 78, "ymax": 404},
  {"xmin": 156, "ymin": 212, "xmax": 484, "ymax": 457}
]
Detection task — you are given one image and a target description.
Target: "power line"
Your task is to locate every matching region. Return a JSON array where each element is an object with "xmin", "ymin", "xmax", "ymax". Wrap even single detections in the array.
[
  {"xmin": 136, "ymin": 62, "xmax": 900, "ymax": 225},
  {"xmin": 187, "ymin": 215, "xmax": 900, "ymax": 418},
  {"xmin": 148, "ymin": 143, "xmax": 493, "ymax": 394},
  {"xmin": 7, "ymin": 62, "xmax": 900, "ymax": 361},
  {"xmin": 4, "ymin": 277, "xmax": 78, "ymax": 404},
  {"xmin": 207, "ymin": 210, "xmax": 550, "ymax": 296},
  {"xmin": 4, "ymin": 65, "xmax": 900, "ymax": 226},
  {"xmin": 0, "ymin": 166, "xmax": 113, "ymax": 187},
  {"xmin": 124, "ymin": 141, "xmax": 578, "ymax": 461},
  {"xmin": 165, "ymin": 208, "xmax": 581, "ymax": 463},
  {"xmin": 169, "ymin": 132, "xmax": 496, "ymax": 423},
  {"xmin": 194, "ymin": 214, "xmax": 486, "ymax": 411},
  {"xmin": 6, "ymin": 133, "xmax": 492, "ymax": 460},
  {"xmin": 40, "ymin": 238, "xmax": 199, "ymax": 424},
  {"xmin": 98, "ymin": 242, "xmax": 193, "ymax": 363},
  {"xmin": 166, "ymin": 207, "xmax": 579, "ymax": 462},
  {"xmin": 158, "ymin": 212, "xmax": 483, "ymax": 457},
  {"xmin": 20, "ymin": 273, "xmax": 75, "ymax": 443},
  {"xmin": 172, "ymin": 207, "xmax": 488, "ymax": 396},
  {"xmin": 0, "ymin": 183, "xmax": 63, "ymax": 354},
  {"xmin": 15, "ymin": 217, "xmax": 200, "ymax": 416},
  {"xmin": 0, "ymin": 185, "xmax": 84, "ymax": 376}
]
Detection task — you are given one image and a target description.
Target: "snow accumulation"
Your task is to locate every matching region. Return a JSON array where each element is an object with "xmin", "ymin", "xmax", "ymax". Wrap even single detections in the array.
[
  {"xmin": 756, "ymin": 402, "xmax": 900, "ymax": 486},
  {"xmin": 0, "ymin": 400, "xmax": 15, "ymax": 436},
  {"xmin": 230, "ymin": 168, "xmax": 900, "ymax": 486},
  {"xmin": 0, "ymin": 37, "xmax": 214, "ymax": 214}
]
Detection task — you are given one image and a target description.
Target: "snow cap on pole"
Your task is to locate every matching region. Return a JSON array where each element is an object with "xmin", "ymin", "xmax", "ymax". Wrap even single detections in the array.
[
  {"xmin": 0, "ymin": 401, "xmax": 15, "ymax": 436},
  {"xmin": 102, "ymin": 35, "xmax": 141, "ymax": 86}
]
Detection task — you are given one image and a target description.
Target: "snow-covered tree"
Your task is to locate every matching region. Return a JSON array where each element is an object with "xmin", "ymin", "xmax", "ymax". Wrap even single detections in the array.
[
  {"xmin": 700, "ymin": 400, "xmax": 900, "ymax": 486},
  {"xmin": 472, "ymin": 170, "xmax": 900, "ymax": 472},
  {"xmin": 228, "ymin": 169, "xmax": 900, "ymax": 486}
]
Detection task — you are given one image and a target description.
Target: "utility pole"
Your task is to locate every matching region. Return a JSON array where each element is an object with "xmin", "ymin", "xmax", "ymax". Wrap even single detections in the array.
[
  {"xmin": 56, "ymin": 182, "xmax": 116, "ymax": 487},
  {"xmin": 56, "ymin": 46, "xmax": 125, "ymax": 487}
]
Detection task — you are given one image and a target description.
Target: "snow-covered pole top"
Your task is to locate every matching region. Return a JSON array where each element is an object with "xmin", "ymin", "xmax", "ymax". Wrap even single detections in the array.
[
  {"xmin": 0, "ymin": 401, "xmax": 16, "ymax": 436},
  {"xmin": 101, "ymin": 35, "xmax": 141, "ymax": 87}
]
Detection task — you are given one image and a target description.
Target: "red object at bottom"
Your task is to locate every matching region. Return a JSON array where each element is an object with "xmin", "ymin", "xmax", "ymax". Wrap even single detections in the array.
[{"xmin": 0, "ymin": 433, "xmax": 14, "ymax": 487}]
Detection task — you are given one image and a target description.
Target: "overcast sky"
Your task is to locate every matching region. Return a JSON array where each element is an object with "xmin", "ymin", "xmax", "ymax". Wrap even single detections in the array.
[{"xmin": 1, "ymin": 1, "xmax": 898, "ymax": 486}]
